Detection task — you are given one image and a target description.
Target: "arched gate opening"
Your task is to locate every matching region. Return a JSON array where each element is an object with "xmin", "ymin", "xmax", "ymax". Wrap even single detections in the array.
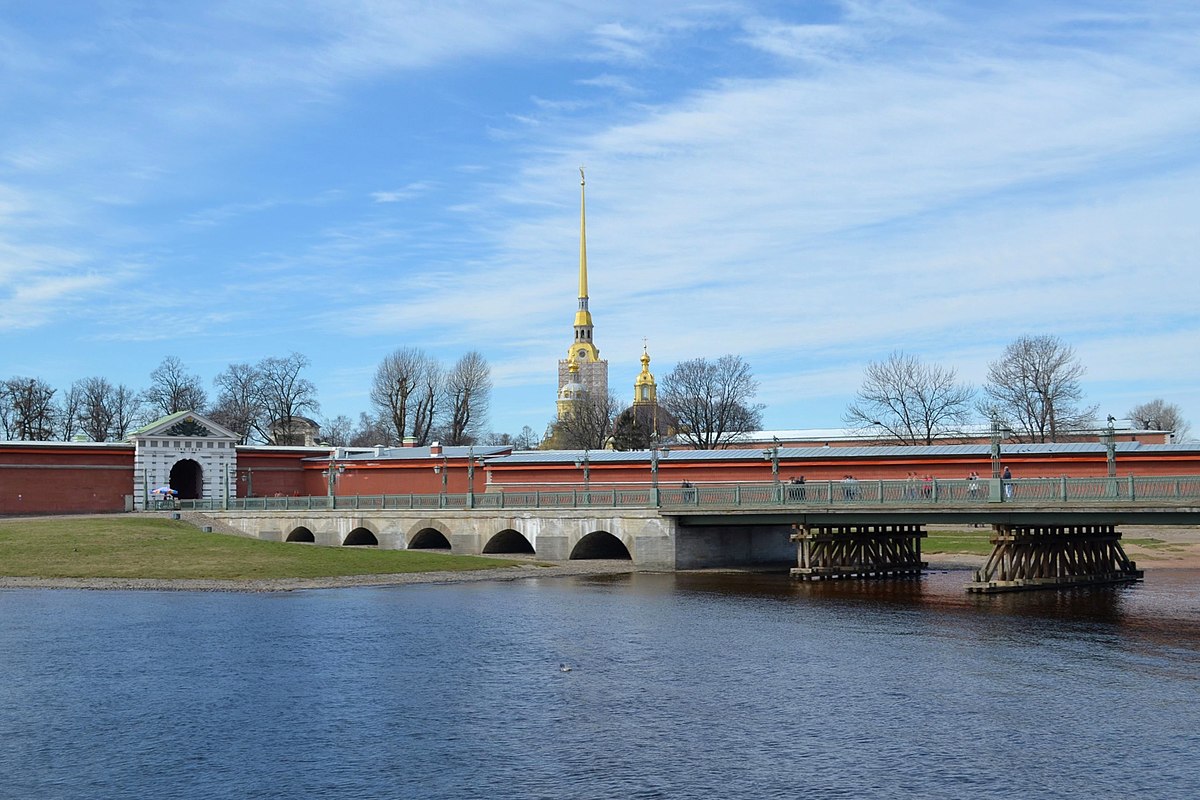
[{"xmin": 170, "ymin": 459, "xmax": 203, "ymax": 500}]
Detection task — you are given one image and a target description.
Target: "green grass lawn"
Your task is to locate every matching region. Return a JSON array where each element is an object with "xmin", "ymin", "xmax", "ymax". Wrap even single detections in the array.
[
  {"xmin": 923, "ymin": 528, "xmax": 995, "ymax": 556},
  {"xmin": 1124, "ymin": 537, "xmax": 1177, "ymax": 550},
  {"xmin": 0, "ymin": 516, "xmax": 525, "ymax": 580}
]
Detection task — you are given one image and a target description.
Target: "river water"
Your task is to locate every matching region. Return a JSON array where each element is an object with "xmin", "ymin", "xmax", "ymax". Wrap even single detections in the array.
[{"xmin": 2, "ymin": 569, "xmax": 1198, "ymax": 799}]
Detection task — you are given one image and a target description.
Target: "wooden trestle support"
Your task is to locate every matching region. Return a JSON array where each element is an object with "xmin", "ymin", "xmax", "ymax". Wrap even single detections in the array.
[
  {"xmin": 966, "ymin": 524, "xmax": 1144, "ymax": 594},
  {"xmin": 790, "ymin": 523, "xmax": 927, "ymax": 581}
]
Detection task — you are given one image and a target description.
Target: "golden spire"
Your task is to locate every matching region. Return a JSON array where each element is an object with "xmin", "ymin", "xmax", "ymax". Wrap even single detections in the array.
[
  {"xmin": 579, "ymin": 167, "xmax": 588, "ymax": 299},
  {"xmin": 568, "ymin": 167, "xmax": 599, "ymax": 362}
]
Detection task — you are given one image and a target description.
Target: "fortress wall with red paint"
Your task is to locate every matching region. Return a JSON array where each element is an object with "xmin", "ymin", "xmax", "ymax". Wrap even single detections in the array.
[
  {"xmin": 0, "ymin": 443, "xmax": 135, "ymax": 515},
  {"xmin": 6, "ymin": 441, "xmax": 1200, "ymax": 516}
]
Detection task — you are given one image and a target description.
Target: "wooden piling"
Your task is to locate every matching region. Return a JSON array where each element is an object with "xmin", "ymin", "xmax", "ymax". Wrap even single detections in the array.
[
  {"xmin": 790, "ymin": 523, "xmax": 927, "ymax": 581},
  {"xmin": 966, "ymin": 524, "xmax": 1143, "ymax": 593}
]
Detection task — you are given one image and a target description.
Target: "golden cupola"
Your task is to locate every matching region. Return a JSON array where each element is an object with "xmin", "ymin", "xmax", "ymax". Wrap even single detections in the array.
[{"xmin": 633, "ymin": 345, "xmax": 656, "ymax": 406}]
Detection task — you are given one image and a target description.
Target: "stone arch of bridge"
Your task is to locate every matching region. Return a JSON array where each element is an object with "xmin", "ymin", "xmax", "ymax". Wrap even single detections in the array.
[
  {"xmin": 483, "ymin": 528, "xmax": 535, "ymax": 555},
  {"xmin": 408, "ymin": 526, "xmax": 452, "ymax": 550},
  {"xmin": 403, "ymin": 519, "xmax": 453, "ymax": 550},
  {"xmin": 286, "ymin": 526, "xmax": 315, "ymax": 543},
  {"xmin": 343, "ymin": 527, "xmax": 378, "ymax": 546},
  {"xmin": 570, "ymin": 530, "xmax": 632, "ymax": 560}
]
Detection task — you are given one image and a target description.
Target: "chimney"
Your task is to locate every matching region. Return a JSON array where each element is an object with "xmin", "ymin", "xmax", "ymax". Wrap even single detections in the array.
[
  {"xmin": 403, "ymin": 436, "xmax": 417, "ymax": 448},
  {"xmin": 430, "ymin": 441, "xmax": 442, "ymax": 457}
]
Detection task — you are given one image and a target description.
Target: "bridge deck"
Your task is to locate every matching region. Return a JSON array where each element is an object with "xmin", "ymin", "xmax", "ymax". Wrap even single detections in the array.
[{"xmin": 183, "ymin": 475, "xmax": 1200, "ymax": 528}]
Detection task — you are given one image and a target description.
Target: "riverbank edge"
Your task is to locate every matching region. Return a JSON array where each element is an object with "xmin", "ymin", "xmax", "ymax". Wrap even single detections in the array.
[
  {"xmin": 0, "ymin": 560, "xmax": 642, "ymax": 593},
  {"xmin": 4, "ymin": 551, "xmax": 1197, "ymax": 593}
]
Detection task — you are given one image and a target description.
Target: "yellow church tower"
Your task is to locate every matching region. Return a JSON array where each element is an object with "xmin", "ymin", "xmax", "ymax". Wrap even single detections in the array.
[
  {"xmin": 557, "ymin": 168, "xmax": 608, "ymax": 416},
  {"xmin": 633, "ymin": 344, "xmax": 656, "ymax": 407}
]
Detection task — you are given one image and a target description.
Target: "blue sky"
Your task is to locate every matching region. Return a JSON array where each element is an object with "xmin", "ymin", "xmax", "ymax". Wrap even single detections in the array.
[{"xmin": 2, "ymin": 0, "xmax": 1199, "ymax": 439}]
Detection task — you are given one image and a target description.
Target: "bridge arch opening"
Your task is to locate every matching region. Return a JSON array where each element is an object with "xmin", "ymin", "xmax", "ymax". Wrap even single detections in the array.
[
  {"xmin": 570, "ymin": 530, "xmax": 631, "ymax": 560},
  {"xmin": 409, "ymin": 527, "xmax": 451, "ymax": 550},
  {"xmin": 169, "ymin": 459, "xmax": 203, "ymax": 500},
  {"xmin": 343, "ymin": 527, "xmax": 378, "ymax": 546},
  {"xmin": 286, "ymin": 526, "xmax": 315, "ymax": 543},
  {"xmin": 483, "ymin": 529, "xmax": 535, "ymax": 555}
]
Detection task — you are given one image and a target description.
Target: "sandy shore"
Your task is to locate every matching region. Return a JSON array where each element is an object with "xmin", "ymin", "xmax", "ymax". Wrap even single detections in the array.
[{"xmin": 0, "ymin": 558, "xmax": 641, "ymax": 593}]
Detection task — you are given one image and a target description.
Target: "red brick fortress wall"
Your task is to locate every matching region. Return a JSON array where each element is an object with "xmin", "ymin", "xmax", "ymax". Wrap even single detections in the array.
[{"xmin": 0, "ymin": 443, "xmax": 135, "ymax": 515}]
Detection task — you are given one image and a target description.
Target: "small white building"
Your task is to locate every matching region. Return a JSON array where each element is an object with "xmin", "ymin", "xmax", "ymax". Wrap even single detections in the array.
[{"xmin": 128, "ymin": 411, "xmax": 239, "ymax": 510}]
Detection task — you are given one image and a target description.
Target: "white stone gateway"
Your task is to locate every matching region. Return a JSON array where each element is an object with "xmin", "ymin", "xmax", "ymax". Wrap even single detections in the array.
[{"xmin": 129, "ymin": 411, "xmax": 239, "ymax": 510}]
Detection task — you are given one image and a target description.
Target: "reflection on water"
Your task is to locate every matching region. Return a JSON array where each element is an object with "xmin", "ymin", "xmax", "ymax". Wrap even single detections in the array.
[{"xmin": 1, "ymin": 570, "xmax": 1198, "ymax": 799}]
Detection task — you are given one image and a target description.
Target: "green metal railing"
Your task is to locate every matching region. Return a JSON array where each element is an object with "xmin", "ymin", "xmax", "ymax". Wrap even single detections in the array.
[{"xmin": 179, "ymin": 475, "xmax": 1200, "ymax": 513}]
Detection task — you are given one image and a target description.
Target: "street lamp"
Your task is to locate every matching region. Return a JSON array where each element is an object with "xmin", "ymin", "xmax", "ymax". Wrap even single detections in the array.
[
  {"xmin": 324, "ymin": 451, "xmax": 345, "ymax": 498},
  {"xmin": 466, "ymin": 445, "xmax": 477, "ymax": 508},
  {"xmin": 762, "ymin": 437, "xmax": 780, "ymax": 487},
  {"xmin": 650, "ymin": 443, "xmax": 670, "ymax": 490},
  {"xmin": 239, "ymin": 468, "xmax": 254, "ymax": 498},
  {"xmin": 433, "ymin": 456, "xmax": 448, "ymax": 497},
  {"xmin": 574, "ymin": 449, "xmax": 590, "ymax": 491},
  {"xmin": 1102, "ymin": 415, "xmax": 1117, "ymax": 477},
  {"xmin": 650, "ymin": 442, "xmax": 671, "ymax": 507},
  {"xmin": 989, "ymin": 419, "xmax": 1013, "ymax": 479}
]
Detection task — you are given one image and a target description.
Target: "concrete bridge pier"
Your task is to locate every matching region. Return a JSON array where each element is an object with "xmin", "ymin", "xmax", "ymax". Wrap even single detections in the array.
[
  {"xmin": 966, "ymin": 524, "xmax": 1144, "ymax": 593},
  {"xmin": 789, "ymin": 523, "xmax": 928, "ymax": 581}
]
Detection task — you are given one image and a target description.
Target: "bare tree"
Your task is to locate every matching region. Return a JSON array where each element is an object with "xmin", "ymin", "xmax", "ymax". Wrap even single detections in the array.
[
  {"xmin": 441, "ymin": 351, "xmax": 491, "ymax": 445},
  {"xmin": 1, "ymin": 377, "xmax": 57, "ymax": 440},
  {"xmin": 844, "ymin": 351, "xmax": 975, "ymax": 445},
  {"xmin": 513, "ymin": 425, "xmax": 541, "ymax": 450},
  {"xmin": 257, "ymin": 353, "xmax": 319, "ymax": 445},
  {"xmin": 110, "ymin": 384, "xmax": 143, "ymax": 440},
  {"xmin": 76, "ymin": 377, "xmax": 117, "ymax": 442},
  {"xmin": 321, "ymin": 415, "xmax": 355, "ymax": 447},
  {"xmin": 57, "ymin": 383, "xmax": 84, "ymax": 441},
  {"xmin": 210, "ymin": 362, "xmax": 264, "ymax": 443},
  {"xmin": 0, "ymin": 384, "xmax": 13, "ymax": 440},
  {"xmin": 980, "ymin": 334, "xmax": 1097, "ymax": 443},
  {"xmin": 349, "ymin": 412, "xmax": 393, "ymax": 447},
  {"xmin": 550, "ymin": 390, "xmax": 621, "ymax": 450},
  {"xmin": 371, "ymin": 348, "xmax": 442, "ymax": 445},
  {"xmin": 410, "ymin": 360, "xmax": 441, "ymax": 446},
  {"xmin": 144, "ymin": 356, "xmax": 207, "ymax": 417},
  {"xmin": 1128, "ymin": 399, "xmax": 1191, "ymax": 442},
  {"xmin": 659, "ymin": 355, "xmax": 764, "ymax": 449},
  {"xmin": 611, "ymin": 403, "xmax": 675, "ymax": 451}
]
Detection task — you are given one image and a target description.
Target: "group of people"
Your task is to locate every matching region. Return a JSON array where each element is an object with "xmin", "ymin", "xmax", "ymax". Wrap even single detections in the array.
[
  {"xmin": 786, "ymin": 475, "xmax": 806, "ymax": 501},
  {"xmin": 966, "ymin": 467, "xmax": 1014, "ymax": 498},
  {"xmin": 903, "ymin": 472, "xmax": 936, "ymax": 499},
  {"xmin": 771, "ymin": 468, "xmax": 1016, "ymax": 503}
]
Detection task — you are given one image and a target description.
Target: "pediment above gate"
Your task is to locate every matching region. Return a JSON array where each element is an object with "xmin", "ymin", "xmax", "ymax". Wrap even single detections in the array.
[{"xmin": 129, "ymin": 410, "xmax": 239, "ymax": 443}]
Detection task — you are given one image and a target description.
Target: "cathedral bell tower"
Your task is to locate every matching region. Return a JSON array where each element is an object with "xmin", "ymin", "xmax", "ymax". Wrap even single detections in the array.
[{"xmin": 557, "ymin": 168, "xmax": 608, "ymax": 417}]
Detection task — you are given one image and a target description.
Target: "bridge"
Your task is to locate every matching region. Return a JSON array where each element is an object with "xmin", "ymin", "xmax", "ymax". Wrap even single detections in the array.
[{"xmin": 184, "ymin": 475, "xmax": 1200, "ymax": 593}]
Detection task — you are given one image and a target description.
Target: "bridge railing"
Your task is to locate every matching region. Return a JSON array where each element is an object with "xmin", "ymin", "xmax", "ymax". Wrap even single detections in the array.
[{"xmin": 178, "ymin": 475, "xmax": 1200, "ymax": 513}]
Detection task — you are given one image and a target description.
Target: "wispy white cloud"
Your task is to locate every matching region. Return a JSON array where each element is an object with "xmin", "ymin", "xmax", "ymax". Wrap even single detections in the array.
[
  {"xmin": 589, "ymin": 22, "xmax": 660, "ymax": 65},
  {"xmin": 374, "ymin": 182, "xmax": 437, "ymax": 204}
]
